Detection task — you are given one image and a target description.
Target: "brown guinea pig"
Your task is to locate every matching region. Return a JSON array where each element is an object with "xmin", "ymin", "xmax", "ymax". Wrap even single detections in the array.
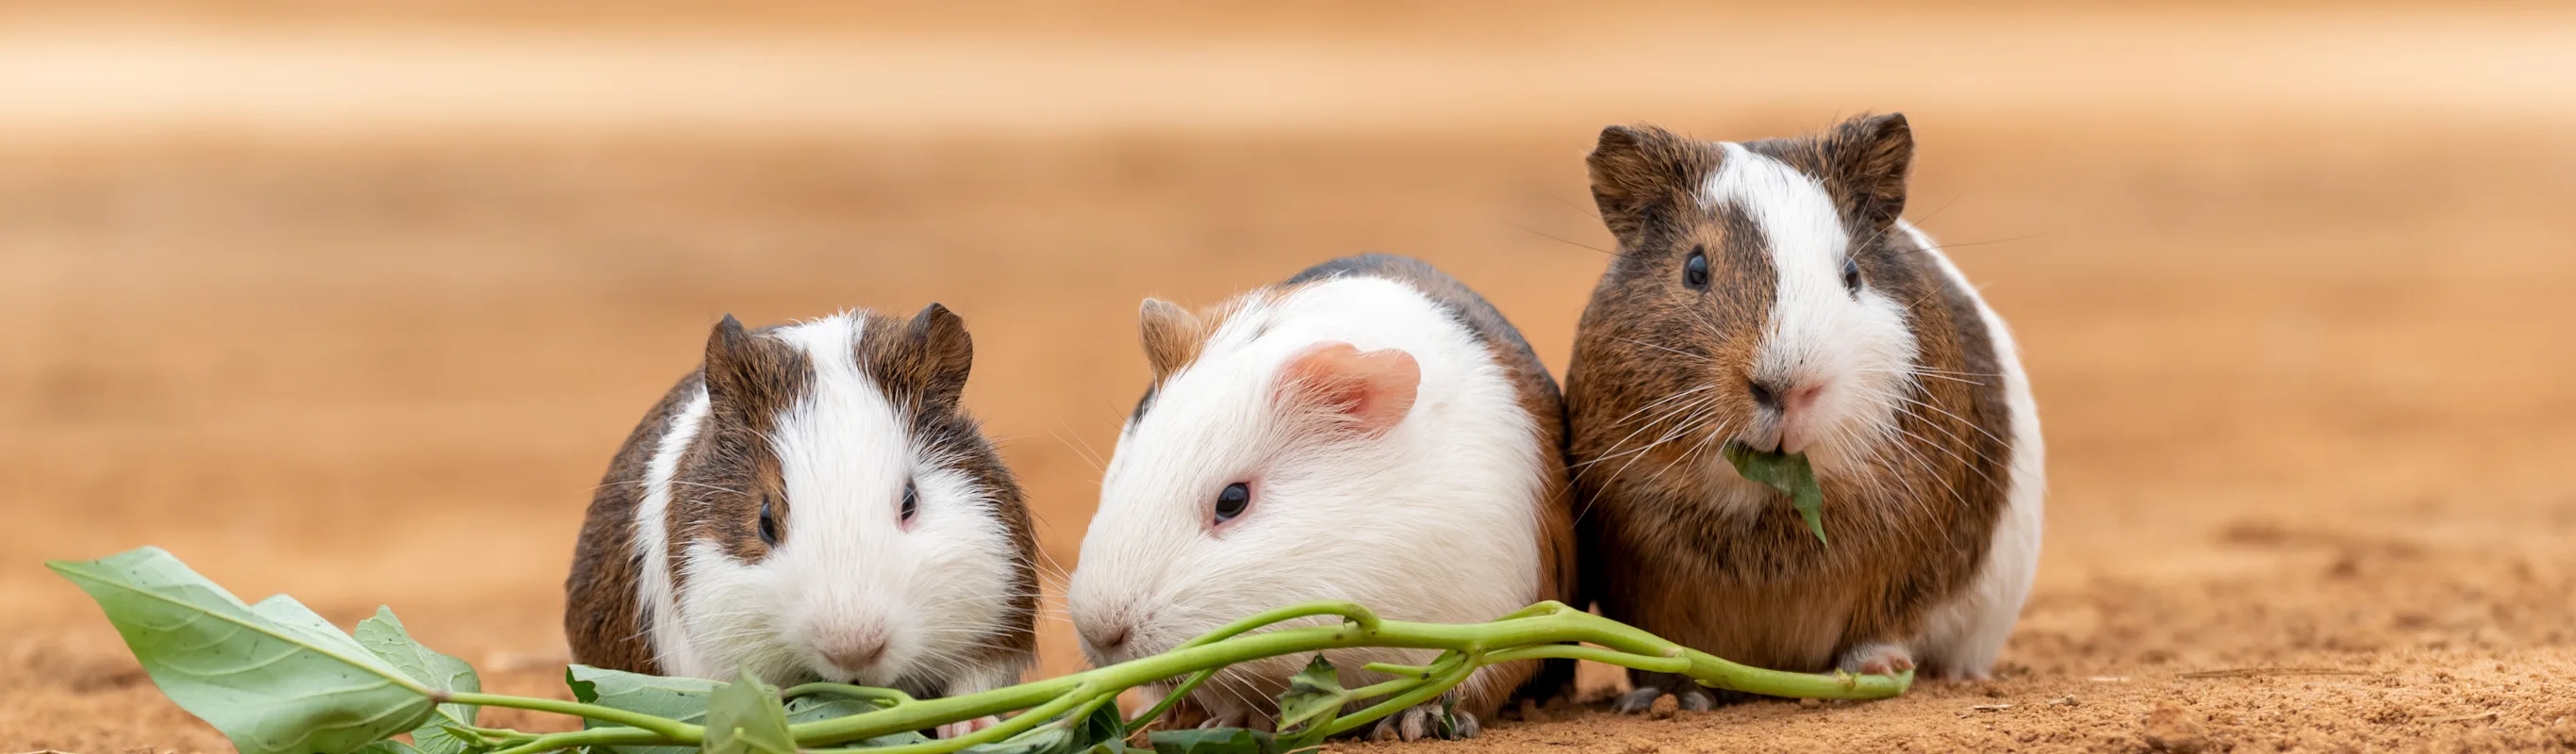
[
  {"xmin": 1563, "ymin": 114, "xmax": 2045, "ymax": 712},
  {"xmin": 563, "ymin": 305, "xmax": 1038, "ymax": 738}
]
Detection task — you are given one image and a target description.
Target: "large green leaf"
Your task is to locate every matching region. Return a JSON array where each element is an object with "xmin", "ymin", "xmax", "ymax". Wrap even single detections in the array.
[
  {"xmin": 355, "ymin": 607, "xmax": 480, "ymax": 754},
  {"xmin": 1269, "ymin": 655, "xmax": 1344, "ymax": 749},
  {"xmin": 47, "ymin": 547, "xmax": 440, "ymax": 754},
  {"xmin": 1723, "ymin": 442, "xmax": 1828, "ymax": 545},
  {"xmin": 702, "ymin": 667, "xmax": 794, "ymax": 754}
]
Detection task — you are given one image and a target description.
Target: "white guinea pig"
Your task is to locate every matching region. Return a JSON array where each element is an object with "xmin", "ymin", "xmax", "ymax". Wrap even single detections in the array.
[
  {"xmin": 565, "ymin": 306, "xmax": 1037, "ymax": 737},
  {"xmin": 1068, "ymin": 254, "xmax": 1579, "ymax": 742}
]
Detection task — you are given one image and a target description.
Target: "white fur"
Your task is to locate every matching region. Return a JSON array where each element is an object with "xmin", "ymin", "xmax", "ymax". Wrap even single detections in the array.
[
  {"xmin": 1902, "ymin": 223, "xmax": 2046, "ymax": 679},
  {"xmin": 1701, "ymin": 142, "xmax": 1921, "ymax": 477},
  {"xmin": 635, "ymin": 390, "xmax": 712, "ymax": 678},
  {"xmin": 637, "ymin": 312, "xmax": 1026, "ymax": 693},
  {"xmin": 1069, "ymin": 277, "xmax": 1545, "ymax": 724}
]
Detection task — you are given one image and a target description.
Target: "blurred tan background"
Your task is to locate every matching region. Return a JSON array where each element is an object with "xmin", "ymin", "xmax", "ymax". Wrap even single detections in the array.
[{"xmin": 5, "ymin": 2, "xmax": 2573, "ymax": 751}]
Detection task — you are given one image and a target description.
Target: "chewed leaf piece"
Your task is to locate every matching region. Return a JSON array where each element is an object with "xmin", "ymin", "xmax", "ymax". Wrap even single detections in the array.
[
  {"xmin": 1722, "ymin": 441, "xmax": 1829, "ymax": 545},
  {"xmin": 703, "ymin": 667, "xmax": 795, "ymax": 754},
  {"xmin": 1271, "ymin": 655, "xmax": 1346, "ymax": 748}
]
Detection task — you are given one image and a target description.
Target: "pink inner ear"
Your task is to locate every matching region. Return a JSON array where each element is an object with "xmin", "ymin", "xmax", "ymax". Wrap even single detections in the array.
[{"xmin": 1277, "ymin": 341, "xmax": 1420, "ymax": 435}]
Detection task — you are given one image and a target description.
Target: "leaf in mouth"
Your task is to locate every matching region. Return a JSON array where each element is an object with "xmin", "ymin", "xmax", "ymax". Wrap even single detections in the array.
[{"xmin": 1722, "ymin": 441, "xmax": 1828, "ymax": 546}]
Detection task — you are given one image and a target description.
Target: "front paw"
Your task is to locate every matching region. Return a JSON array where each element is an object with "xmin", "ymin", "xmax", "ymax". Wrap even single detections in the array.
[
  {"xmin": 1367, "ymin": 704, "xmax": 1478, "ymax": 742},
  {"xmin": 934, "ymin": 715, "xmax": 998, "ymax": 740},
  {"xmin": 1839, "ymin": 642, "xmax": 1917, "ymax": 677}
]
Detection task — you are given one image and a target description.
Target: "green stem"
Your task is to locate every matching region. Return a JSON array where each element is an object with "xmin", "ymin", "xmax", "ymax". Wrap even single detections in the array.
[
  {"xmin": 482, "ymin": 726, "xmax": 671, "ymax": 754},
  {"xmin": 425, "ymin": 601, "xmax": 1907, "ymax": 751},
  {"xmin": 445, "ymin": 692, "xmax": 703, "ymax": 742},
  {"xmin": 784, "ymin": 682, "xmax": 915, "ymax": 708},
  {"xmin": 803, "ymin": 682, "xmax": 1102, "ymax": 754}
]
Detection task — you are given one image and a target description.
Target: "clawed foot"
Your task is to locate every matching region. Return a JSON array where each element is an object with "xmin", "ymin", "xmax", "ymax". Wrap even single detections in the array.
[
  {"xmin": 1612, "ymin": 686, "xmax": 1662, "ymax": 713},
  {"xmin": 1613, "ymin": 686, "xmax": 1713, "ymax": 714},
  {"xmin": 933, "ymin": 715, "xmax": 997, "ymax": 740},
  {"xmin": 1839, "ymin": 642, "xmax": 1918, "ymax": 677},
  {"xmin": 1367, "ymin": 704, "xmax": 1478, "ymax": 742}
]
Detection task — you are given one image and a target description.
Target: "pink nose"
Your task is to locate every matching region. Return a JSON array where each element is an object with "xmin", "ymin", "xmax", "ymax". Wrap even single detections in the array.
[
  {"xmin": 1082, "ymin": 622, "xmax": 1132, "ymax": 660},
  {"xmin": 822, "ymin": 635, "xmax": 887, "ymax": 672},
  {"xmin": 1782, "ymin": 384, "xmax": 1823, "ymax": 415}
]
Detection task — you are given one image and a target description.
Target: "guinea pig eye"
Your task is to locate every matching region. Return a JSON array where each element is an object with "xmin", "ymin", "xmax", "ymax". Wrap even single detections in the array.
[
  {"xmin": 900, "ymin": 481, "xmax": 919, "ymax": 521},
  {"xmin": 757, "ymin": 497, "xmax": 782, "ymax": 548},
  {"xmin": 1841, "ymin": 256, "xmax": 1863, "ymax": 295},
  {"xmin": 1683, "ymin": 247, "xmax": 1710, "ymax": 289},
  {"xmin": 1212, "ymin": 483, "xmax": 1250, "ymax": 524}
]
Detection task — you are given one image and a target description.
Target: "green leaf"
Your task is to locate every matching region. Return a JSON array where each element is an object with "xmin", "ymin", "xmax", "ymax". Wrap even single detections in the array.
[
  {"xmin": 1145, "ymin": 729, "xmax": 1277, "ymax": 754},
  {"xmin": 355, "ymin": 607, "xmax": 481, "ymax": 754},
  {"xmin": 702, "ymin": 667, "xmax": 794, "ymax": 754},
  {"xmin": 568, "ymin": 665, "xmax": 722, "ymax": 722},
  {"xmin": 1269, "ymin": 655, "xmax": 1345, "ymax": 749},
  {"xmin": 46, "ymin": 547, "xmax": 439, "ymax": 754},
  {"xmin": 567, "ymin": 666, "xmax": 717, "ymax": 754},
  {"xmin": 1723, "ymin": 441, "xmax": 1828, "ymax": 545}
]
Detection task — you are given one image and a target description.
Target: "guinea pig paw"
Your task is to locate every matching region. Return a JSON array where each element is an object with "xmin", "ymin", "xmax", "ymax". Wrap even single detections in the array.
[
  {"xmin": 1612, "ymin": 686, "xmax": 1665, "ymax": 714},
  {"xmin": 1676, "ymin": 689, "xmax": 1716, "ymax": 713},
  {"xmin": 1367, "ymin": 704, "xmax": 1478, "ymax": 742},
  {"xmin": 933, "ymin": 715, "xmax": 999, "ymax": 740},
  {"xmin": 1839, "ymin": 643, "xmax": 1918, "ymax": 677}
]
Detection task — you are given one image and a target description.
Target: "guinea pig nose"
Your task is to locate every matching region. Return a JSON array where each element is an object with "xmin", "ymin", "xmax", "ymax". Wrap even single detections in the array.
[
  {"xmin": 822, "ymin": 635, "xmax": 888, "ymax": 672},
  {"xmin": 1748, "ymin": 379, "xmax": 1786, "ymax": 411},
  {"xmin": 1783, "ymin": 384, "xmax": 1823, "ymax": 415},
  {"xmin": 1082, "ymin": 622, "xmax": 1132, "ymax": 656}
]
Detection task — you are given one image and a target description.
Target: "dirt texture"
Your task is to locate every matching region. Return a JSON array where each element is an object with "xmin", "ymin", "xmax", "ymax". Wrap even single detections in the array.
[{"xmin": 5, "ymin": 3, "xmax": 2575, "ymax": 753}]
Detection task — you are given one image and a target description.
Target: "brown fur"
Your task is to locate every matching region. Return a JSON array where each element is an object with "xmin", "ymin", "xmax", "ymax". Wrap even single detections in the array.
[
  {"xmin": 1565, "ymin": 116, "xmax": 2017, "ymax": 684},
  {"xmin": 564, "ymin": 307, "xmax": 1038, "ymax": 685},
  {"xmin": 1279, "ymin": 254, "xmax": 1583, "ymax": 714}
]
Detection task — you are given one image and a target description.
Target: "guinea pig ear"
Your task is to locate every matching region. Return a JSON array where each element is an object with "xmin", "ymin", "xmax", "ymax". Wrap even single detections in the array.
[
  {"xmin": 1824, "ymin": 112, "xmax": 1913, "ymax": 230},
  {"xmin": 1587, "ymin": 123, "xmax": 1710, "ymax": 246},
  {"xmin": 904, "ymin": 303, "xmax": 974, "ymax": 407},
  {"xmin": 1275, "ymin": 342, "xmax": 1420, "ymax": 437},
  {"xmin": 703, "ymin": 314, "xmax": 755, "ymax": 404},
  {"xmin": 1138, "ymin": 298, "xmax": 1205, "ymax": 384}
]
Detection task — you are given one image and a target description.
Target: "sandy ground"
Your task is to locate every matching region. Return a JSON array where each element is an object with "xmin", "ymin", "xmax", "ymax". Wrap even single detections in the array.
[{"xmin": 5, "ymin": 3, "xmax": 2575, "ymax": 752}]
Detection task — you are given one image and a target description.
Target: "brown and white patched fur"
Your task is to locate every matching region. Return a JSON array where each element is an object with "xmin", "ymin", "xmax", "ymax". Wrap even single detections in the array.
[
  {"xmin": 1068, "ymin": 255, "xmax": 1579, "ymax": 741},
  {"xmin": 1564, "ymin": 114, "xmax": 2044, "ymax": 711},
  {"xmin": 565, "ymin": 305, "xmax": 1037, "ymax": 736}
]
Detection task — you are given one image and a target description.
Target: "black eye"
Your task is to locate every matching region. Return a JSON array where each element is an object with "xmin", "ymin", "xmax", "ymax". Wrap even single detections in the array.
[
  {"xmin": 1213, "ymin": 483, "xmax": 1250, "ymax": 524},
  {"xmin": 757, "ymin": 497, "xmax": 782, "ymax": 547},
  {"xmin": 900, "ymin": 481, "xmax": 919, "ymax": 521},
  {"xmin": 1683, "ymin": 247, "xmax": 1710, "ymax": 289},
  {"xmin": 1841, "ymin": 256, "xmax": 1862, "ymax": 295}
]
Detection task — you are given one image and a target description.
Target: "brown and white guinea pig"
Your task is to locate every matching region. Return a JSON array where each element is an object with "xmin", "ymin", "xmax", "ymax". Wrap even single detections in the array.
[
  {"xmin": 564, "ymin": 305, "xmax": 1037, "ymax": 737},
  {"xmin": 1564, "ymin": 114, "xmax": 2044, "ymax": 712},
  {"xmin": 1067, "ymin": 254, "xmax": 1578, "ymax": 741}
]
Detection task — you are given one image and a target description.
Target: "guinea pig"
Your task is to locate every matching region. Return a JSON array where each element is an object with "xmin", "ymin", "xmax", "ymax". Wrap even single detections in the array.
[
  {"xmin": 1564, "ymin": 114, "xmax": 2045, "ymax": 712},
  {"xmin": 564, "ymin": 305, "xmax": 1038, "ymax": 737},
  {"xmin": 1066, "ymin": 254, "xmax": 1579, "ymax": 742}
]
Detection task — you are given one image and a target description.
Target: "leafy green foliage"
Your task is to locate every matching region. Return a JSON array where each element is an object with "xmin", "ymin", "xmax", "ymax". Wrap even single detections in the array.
[
  {"xmin": 703, "ymin": 668, "xmax": 795, "ymax": 754},
  {"xmin": 49, "ymin": 547, "xmax": 1909, "ymax": 754},
  {"xmin": 355, "ymin": 607, "xmax": 482, "ymax": 754},
  {"xmin": 45, "ymin": 548, "xmax": 439, "ymax": 754},
  {"xmin": 1723, "ymin": 441, "xmax": 1828, "ymax": 545}
]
